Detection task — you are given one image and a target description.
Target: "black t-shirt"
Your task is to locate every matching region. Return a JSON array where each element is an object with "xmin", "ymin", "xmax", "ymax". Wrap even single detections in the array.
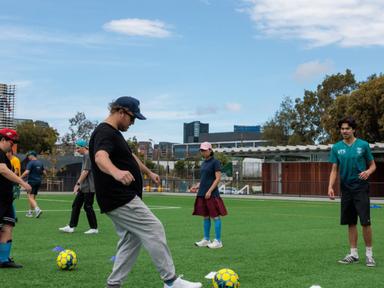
[
  {"xmin": 0, "ymin": 150, "xmax": 13, "ymax": 203},
  {"xmin": 89, "ymin": 122, "xmax": 143, "ymax": 213}
]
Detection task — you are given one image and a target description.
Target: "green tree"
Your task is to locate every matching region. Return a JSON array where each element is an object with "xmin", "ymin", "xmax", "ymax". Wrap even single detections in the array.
[
  {"xmin": 61, "ymin": 112, "xmax": 98, "ymax": 144},
  {"xmin": 263, "ymin": 70, "xmax": 358, "ymax": 145},
  {"xmin": 324, "ymin": 75, "xmax": 384, "ymax": 143},
  {"xmin": 292, "ymin": 69, "xmax": 357, "ymax": 144},
  {"xmin": 16, "ymin": 121, "xmax": 58, "ymax": 153},
  {"xmin": 174, "ymin": 160, "xmax": 186, "ymax": 178},
  {"xmin": 262, "ymin": 97, "xmax": 295, "ymax": 145},
  {"xmin": 126, "ymin": 136, "xmax": 139, "ymax": 154}
]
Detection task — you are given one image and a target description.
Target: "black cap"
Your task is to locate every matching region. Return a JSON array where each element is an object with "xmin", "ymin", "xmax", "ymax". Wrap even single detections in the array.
[{"xmin": 113, "ymin": 96, "xmax": 146, "ymax": 120}]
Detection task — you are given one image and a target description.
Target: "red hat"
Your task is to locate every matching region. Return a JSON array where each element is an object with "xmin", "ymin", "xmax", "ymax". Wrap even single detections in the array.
[{"xmin": 0, "ymin": 128, "xmax": 19, "ymax": 142}]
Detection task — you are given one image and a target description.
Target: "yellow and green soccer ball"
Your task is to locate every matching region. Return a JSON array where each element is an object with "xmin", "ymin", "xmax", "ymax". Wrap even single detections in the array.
[
  {"xmin": 212, "ymin": 268, "xmax": 240, "ymax": 288},
  {"xmin": 56, "ymin": 249, "xmax": 77, "ymax": 270}
]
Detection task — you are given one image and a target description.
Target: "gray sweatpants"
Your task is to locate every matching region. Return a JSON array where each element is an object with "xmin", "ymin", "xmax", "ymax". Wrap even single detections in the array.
[{"xmin": 106, "ymin": 196, "xmax": 176, "ymax": 286}]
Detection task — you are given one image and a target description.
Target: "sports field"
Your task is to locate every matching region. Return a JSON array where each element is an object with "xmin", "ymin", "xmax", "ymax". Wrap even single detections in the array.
[{"xmin": 4, "ymin": 194, "xmax": 384, "ymax": 288}]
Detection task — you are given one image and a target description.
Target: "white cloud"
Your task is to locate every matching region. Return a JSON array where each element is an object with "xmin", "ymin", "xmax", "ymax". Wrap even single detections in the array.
[
  {"xmin": 103, "ymin": 18, "xmax": 172, "ymax": 38},
  {"xmin": 242, "ymin": 0, "xmax": 384, "ymax": 47},
  {"xmin": 0, "ymin": 25, "xmax": 104, "ymax": 46},
  {"xmin": 225, "ymin": 102, "xmax": 241, "ymax": 112},
  {"xmin": 293, "ymin": 60, "xmax": 333, "ymax": 82}
]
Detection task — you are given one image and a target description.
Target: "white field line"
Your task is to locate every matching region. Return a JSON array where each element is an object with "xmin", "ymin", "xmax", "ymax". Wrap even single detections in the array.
[{"xmin": 15, "ymin": 197, "xmax": 180, "ymax": 212}]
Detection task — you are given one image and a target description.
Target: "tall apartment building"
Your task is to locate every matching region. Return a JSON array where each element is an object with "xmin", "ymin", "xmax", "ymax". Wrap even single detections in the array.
[{"xmin": 0, "ymin": 84, "xmax": 15, "ymax": 129}]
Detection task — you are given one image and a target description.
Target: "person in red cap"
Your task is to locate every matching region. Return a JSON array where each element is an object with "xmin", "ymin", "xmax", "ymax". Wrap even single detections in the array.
[
  {"xmin": 193, "ymin": 141, "xmax": 227, "ymax": 249},
  {"xmin": 0, "ymin": 128, "xmax": 32, "ymax": 268}
]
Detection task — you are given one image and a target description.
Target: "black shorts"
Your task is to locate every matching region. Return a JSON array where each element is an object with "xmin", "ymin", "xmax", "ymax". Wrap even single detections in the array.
[
  {"xmin": 340, "ymin": 183, "xmax": 371, "ymax": 226},
  {"xmin": 0, "ymin": 201, "xmax": 16, "ymax": 228},
  {"xmin": 29, "ymin": 183, "xmax": 41, "ymax": 195}
]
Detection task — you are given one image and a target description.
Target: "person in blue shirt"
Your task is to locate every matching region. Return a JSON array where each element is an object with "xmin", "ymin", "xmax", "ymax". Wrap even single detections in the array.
[
  {"xmin": 193, "ymin": 142, "xmax": 227, "ymax": 249},
  {"xmin": 21, "ymin": 151, "xmax": 47, "ymax": 218},
  {"xmin": 328, "ymin": 116, "xmax": 377, "ymax": 267}
]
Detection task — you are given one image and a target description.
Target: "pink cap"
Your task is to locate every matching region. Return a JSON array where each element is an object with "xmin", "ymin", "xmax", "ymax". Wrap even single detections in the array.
[{"xmin": 200, "ymin": 142, "xmax": 212, "ymax": 150}]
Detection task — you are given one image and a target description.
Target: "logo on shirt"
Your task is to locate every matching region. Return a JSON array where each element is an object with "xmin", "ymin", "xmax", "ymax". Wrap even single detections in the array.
[
  {"xmin": 337, "ymin": 149, "xmax": 346, "ymax": 155},
  {"xmin": 356, "ymin": 147, "xmax": 363, "ymax": 155}
]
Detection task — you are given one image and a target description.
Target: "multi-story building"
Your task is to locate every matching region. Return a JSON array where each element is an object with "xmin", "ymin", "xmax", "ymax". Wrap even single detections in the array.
[
  {"xmin": 175, "ymin": 122, "xmax": 267, "ymax": 159},
  {"xmin": 183, "ymin": 121, "xmax": 209, "ymax": 143},
  {"xmin": 0, "ymin": 84, "xmax": 15, "ymax": 129}
]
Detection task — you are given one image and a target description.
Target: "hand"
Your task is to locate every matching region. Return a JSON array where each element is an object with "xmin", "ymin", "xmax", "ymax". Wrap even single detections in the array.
[
  {"xmin": 149, "ymin": 172, "xmax": 160, "ymax": 185},
  {"xmin": 328, "ymin": 187, "xmax": 335, "ymax": 200},
  {"xmin": 359, "ymin": 170, "xmax": 370, "ymax": 180},
  {"xmin": 205, "ymin": 191, "xmax": 211, "ymax": 200},
  {"xmin": 114, "ymin": 170, "xmax": 135, "ymax": 186},
  {"xmin": 73, "ymin": 184, "xmax": 80, "ymax": 194},
  {"xmin": 21, "ymin": 182, "xmax": 32, "ymax": 193}
]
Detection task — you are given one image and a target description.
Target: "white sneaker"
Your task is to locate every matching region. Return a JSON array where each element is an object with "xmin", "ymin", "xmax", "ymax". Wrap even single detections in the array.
[
  {"xmin": 59, "ymin": 225, "xmax": 74, "ymax": 233},
  {"xmin": 207, "ymin": 239, "xmax": 223, "ymax": 249},
  {"xmin": 26, "ymin": 212, "xmax": 33, "ymax": 218},
  {"xmin": 84, "ymin": 229, "xmax": 99, "ymax": 234},
  {"xmin": 35, "ymin": 209, "xmax": 43, "ymax": 218},
  {"xmin": 194, "ymin": 239, "xmax": 210, "ymax": 247},
  {"xmin": 164, "ymin": 276, "xmax": 202, "ymax": 288}
]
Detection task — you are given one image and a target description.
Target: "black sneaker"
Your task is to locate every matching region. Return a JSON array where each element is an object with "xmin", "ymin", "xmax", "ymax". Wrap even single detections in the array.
[
  {"xmin": 0, "ymin": 258, "xmax": 23, "ymax": 268},
  {"xmin": 338, "ymin": 254, "xmax": 359, "ymax": 264}
]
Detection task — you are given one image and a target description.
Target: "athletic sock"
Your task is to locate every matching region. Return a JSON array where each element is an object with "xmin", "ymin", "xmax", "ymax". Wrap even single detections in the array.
[
  {"xmin": 0, "ymin": 240, "xmax": 12, "ymax": 263},
  {"xmin": 366, "ymin": 247, "xmax": 373, "ymax": 258},
  {"xmin": 164, "ymin": 275, "xmax": 177, "ymax": 286},
  {"xmin": 203, "ymin": 218, "xmax": 211, "ymax": 240},
  {"xmin": 214, "ymin": 218, "xmax": 222, "ymax": 241},
  {"xmin": 350, "ymin": 248, "xmax": 358, "ymax": 258}
]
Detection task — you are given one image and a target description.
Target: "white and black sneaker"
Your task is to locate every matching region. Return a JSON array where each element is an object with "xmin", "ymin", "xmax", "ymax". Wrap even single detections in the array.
[
  {"xmin": 366, "ymin": 256, "xmax": 376, "ymax": 267},
  {"xmin": 338, "ymin": 254, "xmax": 359, "ymax": 264},
  {"xmin": 194, "ymin": 239, "xmax": 210, "ymax": 247}
]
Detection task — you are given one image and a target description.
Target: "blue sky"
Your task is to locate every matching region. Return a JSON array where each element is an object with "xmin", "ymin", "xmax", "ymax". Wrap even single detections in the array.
[{"xmin": 1, "ymin": 0, "xmax": 384, "ymax": 144}]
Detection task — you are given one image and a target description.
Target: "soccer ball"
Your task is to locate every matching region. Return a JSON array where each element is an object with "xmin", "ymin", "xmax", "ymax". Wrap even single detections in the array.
[
  {"xmin": 56, "ymin": 249, "xmax": 77, "ymax": 270},
  {"xmin": 212, "ymin": 268, "xmax": 240, "ymax": 288}
]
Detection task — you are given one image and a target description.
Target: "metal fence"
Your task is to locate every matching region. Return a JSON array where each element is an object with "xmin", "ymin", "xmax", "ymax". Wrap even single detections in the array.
[{"xmin": 40, "ymin": 175, "xmax": 384, "ymax": 198}]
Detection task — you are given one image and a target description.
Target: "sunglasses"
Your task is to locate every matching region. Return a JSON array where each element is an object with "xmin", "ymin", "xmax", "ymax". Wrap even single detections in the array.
[{"xmin": 122, "ymin": 110, "xmax": 136, "ymax": 121}]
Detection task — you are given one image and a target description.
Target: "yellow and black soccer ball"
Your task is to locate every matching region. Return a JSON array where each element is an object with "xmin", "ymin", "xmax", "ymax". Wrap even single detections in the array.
[
  {"xmin": 212, "ymin": 268, "xmax": 240, "ymax": 288},
  {"xmin": 56, "ymin": 249, "xmax": 77, "ymax": 270}
]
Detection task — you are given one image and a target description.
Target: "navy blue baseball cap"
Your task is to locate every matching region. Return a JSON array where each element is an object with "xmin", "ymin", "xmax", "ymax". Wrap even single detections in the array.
[{"xmin": 113, "ymin": 96, "xmax": 146, "ymax": 120}]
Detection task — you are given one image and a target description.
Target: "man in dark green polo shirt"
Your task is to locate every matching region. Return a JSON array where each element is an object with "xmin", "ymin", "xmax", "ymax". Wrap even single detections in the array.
[{"xmin": 328, "ymin": 116, "xmax": 376, "ymax": 267}]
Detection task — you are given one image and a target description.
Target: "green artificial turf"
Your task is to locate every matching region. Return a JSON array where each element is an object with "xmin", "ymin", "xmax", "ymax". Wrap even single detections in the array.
[{"xmin": 2, "ymin": 194, "xmax": 383, "ymax": 287}]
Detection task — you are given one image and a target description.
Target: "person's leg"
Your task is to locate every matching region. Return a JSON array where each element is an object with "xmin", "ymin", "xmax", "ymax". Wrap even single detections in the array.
[
  {"xmin": 0, "ymin": 205, "xmax": 22, "ymax": 268},
  {"xmin": 33, "ymin": 183, "xmax": 42, "ymax": 217},
  {"xmin": 27, "ymin": 193, "xmax": 36, "ymax": 211},
  {"xmin": 0, "ymin": 225, "xmax": 12, "ymax": 262},
  {"xmin": 106, "ymin": 222, "xmax": 142, "ymax": 287},
  {"xmin": 107, "ymin": 197, "xmax": 176, "ymax": 282},
  {"xmin": 355, "ymin": 185, "xmax": 375, "ymax": 265},
  {"xmin": 362, "ymin": 225, "xmax": 372, "ymax": 247},
  {"xmin": 83, "ymin": 193, "xmax": 98, "ymax": 229},
  {"xmin": 69, "ymin": 192, "xmax": 84, "ymax": 228},
  {"xmin": 348, "ymin": 224, "xmax": 358, "ymax": 248},
  {"xmin": 213, "ymin": 217, "xmax": 222, "ymax": 241},
  {"xmin": 203, "ymin": 217, "xmax": 211, "ymax": 240}
]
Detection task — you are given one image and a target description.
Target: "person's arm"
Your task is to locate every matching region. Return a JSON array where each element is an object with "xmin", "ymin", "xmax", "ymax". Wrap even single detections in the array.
[
  {"xmin": 73, "ymin": 170, "xmax": 89, "ymax": 193},
  {"xmin": 20, "ymin": 169, "xmax": 30, "ymax": 179},
  {"xmin": 0, "ymin": 163, "xmax": 32, "ymax": 192},
  {"xmin": 95, "ymin": 150, "xmax": 135, "ymax": 185},
  {"xmin": 359, "ymin": 160, "xmax": 376, "ymax": 180},
  {"xmin": 205, "ymin": 171, "xmax": 221, "ymax": 199},
  {"xmin": 328, "ymin": 163, "xmax": 338, "ymax": 200},
  {"xmin": 132, "ymin": 153, "xmax": 160, "ymax": 185}
]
